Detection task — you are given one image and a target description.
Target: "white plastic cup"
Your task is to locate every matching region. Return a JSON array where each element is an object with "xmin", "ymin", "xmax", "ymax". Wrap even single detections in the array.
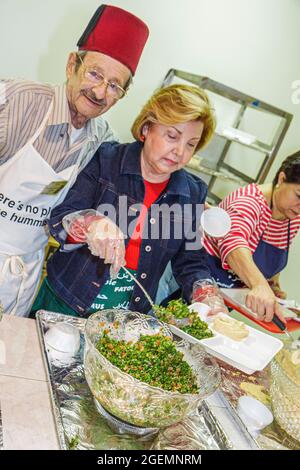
[
  {"xmin": 237, "ymin": 396, "xmax": 273, "ymax": 436},
  {"xmin": 188, "ymin": 302, "xmax": 211, "ymax": 321},
  {"xmin": 200, "ymin": 207, "xmax": 231, "ymax": 238},
  {"xmin": 44, "ymin": 323, "xmax": 80, "ymax": 355}
]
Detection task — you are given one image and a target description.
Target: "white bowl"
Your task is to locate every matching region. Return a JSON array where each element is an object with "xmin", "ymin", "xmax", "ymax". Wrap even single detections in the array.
[
  {"xmin": 47, "ymin": 346, "xmax": 77, "ymax": 366},
  {"xmin": 200, "ymin": 207, "xmax": 231, "ymax": 238},
  {"xmin": 237, "ymin": 396, "xmax": 273, "ymax": 436},
  {"xmin": 44, "ymin": 323, "xmax": 80, "ymax": 355}
]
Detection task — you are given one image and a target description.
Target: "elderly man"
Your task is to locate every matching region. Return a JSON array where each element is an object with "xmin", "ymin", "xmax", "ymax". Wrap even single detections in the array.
[{"xmin": 0, "ymin": 4, "xmax": 149, "ymax": 316}]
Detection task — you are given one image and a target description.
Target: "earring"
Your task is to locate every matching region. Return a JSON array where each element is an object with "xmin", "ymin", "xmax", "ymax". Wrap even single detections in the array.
[
  {"xmin": 275, "ymin": 183, "xmax": 280, "ymax": 189},
  {"xmin": 140, "ymin": 135, "xmax": 145, "ymax": 142}
]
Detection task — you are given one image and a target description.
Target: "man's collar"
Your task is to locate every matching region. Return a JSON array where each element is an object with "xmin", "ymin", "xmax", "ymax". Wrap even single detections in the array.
[{"xmin": 120, "ymin": 141, "xmax": 191, "ymax": 198}]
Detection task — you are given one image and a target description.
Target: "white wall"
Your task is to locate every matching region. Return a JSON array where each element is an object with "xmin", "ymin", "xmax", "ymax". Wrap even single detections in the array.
[{"xmin": 1, "ymin": 0, "xmax": 299, "ymax": 297}]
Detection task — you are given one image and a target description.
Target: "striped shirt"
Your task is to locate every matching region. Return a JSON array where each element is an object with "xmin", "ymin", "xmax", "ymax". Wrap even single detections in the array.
[
  {"xmin": 203, "ymin": 183, "xmax": 300, "ymax": 270},
  {"xmin": 0, "ymin": 79, "xmax": 117, "ymax": 172}
]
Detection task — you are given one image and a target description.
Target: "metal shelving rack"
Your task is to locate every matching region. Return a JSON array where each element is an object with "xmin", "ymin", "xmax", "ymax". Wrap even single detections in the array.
[{"xmin": 161, "ymin": 69, "xmax": 293, "ymax": 203}]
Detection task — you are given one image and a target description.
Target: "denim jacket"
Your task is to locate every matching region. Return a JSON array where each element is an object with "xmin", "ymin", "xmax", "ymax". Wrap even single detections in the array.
[{"xmin": 47, "ymin": 140, "xmax": 211, "ymax": 316}]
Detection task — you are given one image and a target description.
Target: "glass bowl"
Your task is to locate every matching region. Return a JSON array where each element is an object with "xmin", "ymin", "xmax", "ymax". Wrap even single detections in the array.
[
  {"xmin": 84, "ymin": 310, "xmax": 221, "ymax": 429},
  {"xmin": 270, "ymin": 350, "xmax": 300, "ymax": 442}
]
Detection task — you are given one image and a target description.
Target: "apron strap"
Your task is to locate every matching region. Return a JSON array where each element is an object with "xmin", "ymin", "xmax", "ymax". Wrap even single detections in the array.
[
  {"xmin": 11, "ymin": 101, "xmax": 54, "ymax": 162},
  {"xmin": 27, "ymin": 102, "xmax": 54, "ymax": 147},
  {"xmin": 0, "ymin": 255, "xmax": 28, "ymax": 315}
]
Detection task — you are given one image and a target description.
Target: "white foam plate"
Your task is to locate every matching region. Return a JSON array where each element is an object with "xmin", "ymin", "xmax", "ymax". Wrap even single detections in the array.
[{"xmin": 169, "ymin": 304, "xmax": 283, "ymax": 374}]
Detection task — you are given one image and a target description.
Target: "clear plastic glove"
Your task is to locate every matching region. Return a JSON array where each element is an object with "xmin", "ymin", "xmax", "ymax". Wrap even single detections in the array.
[
  {"xmin": 86, "ymin": 217, "xmax": 125, "ymax": 278},
  {"xmin": 62, "ymin": 210, "xmax": 125, "ymax": 278},
  {"xmin": 62, "ymin": 210, "xmax": 101, "ymax": 243},
  {"xmin": 192, "ymin": 278, "xmax": 229, "ymax": 317}
]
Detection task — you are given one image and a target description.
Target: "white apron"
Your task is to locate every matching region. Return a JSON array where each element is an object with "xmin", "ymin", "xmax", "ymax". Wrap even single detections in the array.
[{"xmin": 0, "ymin": 102, "xmax": 80, "ymax": 316}]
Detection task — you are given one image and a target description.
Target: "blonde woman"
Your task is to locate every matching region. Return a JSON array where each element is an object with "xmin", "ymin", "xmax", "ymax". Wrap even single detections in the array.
[{"xmin": 32, "ymin": 84, "xmax": 225, "ymax": 318}]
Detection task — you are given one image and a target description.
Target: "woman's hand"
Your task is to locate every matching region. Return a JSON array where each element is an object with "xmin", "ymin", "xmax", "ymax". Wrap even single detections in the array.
[
  {"xmin": 245, "ymin": 283, "xmax": 286, "ymax": 323},
  {"xmin": 192, "ymin": 279, "xmax": 229, "ymax": 316},
  {"xmin": 86, "ymin": 217, "xmax": 125, "ymax": 277},
  {"xmin": 62, "ymin": 210, "xmax": 126, "ymax": 277},
  {"xmin": 66, "ymin": 214, "xmax": 101, "ymax": 243},
  {"xmin": 225, "ymin": 249, "xmax": 286, "ymax": 323}
]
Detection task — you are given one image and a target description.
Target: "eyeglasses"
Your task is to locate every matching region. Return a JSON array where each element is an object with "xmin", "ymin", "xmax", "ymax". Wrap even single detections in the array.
[{"xmin": 78, "ymin": 55, "xmax": 126, "ymax": 100}]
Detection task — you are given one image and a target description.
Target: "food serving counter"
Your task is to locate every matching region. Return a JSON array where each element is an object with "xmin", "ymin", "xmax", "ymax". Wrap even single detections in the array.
[
  {"xmin": 0, "ymin": 315, "xmax": 59, "ymax": 449},
  {"xmin": 0, "ymin": 312, "xmax": 298, "ymax": 450}
]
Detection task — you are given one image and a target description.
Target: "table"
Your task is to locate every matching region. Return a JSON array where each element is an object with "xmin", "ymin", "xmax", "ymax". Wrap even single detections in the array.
[
  {"xmin": 0, "ymin": 315, "xmax": 59, "ymax": 450},
  {"xmin": 0, "ymin": 313, "xmax": 297, "ymax": 450}
]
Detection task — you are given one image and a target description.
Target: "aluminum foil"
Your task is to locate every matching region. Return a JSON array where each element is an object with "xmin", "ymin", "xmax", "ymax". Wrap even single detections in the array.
[
  {"xmin": 216, "ymin": 358, "xmax": 299, "ymax": 450},
  {"xmin": 36, "ymin": 310, "xmax": 256, "ymax": 450},
  {"xmin": 151, "ymin": 402, "xmax": 230, "ymax": 450}
]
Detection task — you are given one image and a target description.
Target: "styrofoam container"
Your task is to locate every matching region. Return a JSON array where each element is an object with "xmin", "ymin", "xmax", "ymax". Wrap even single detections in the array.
[
  {"xmin": 200, "ymin": 207, "xmax": 231, "ymax": 238},
  {"xmin": 47, "ymin": 347, "xmax": 77, "ymax": 366},
  {"xmin": 237, "ymin": 396, "xmax": 273, "ymax": 436},
  {"xmin": 169, "ymin": 306, "xmax": 283, "ymax": 374},
  {"xmin": 44, "ymin": 323, "xmax": 80, "ymax": 355},
  {"xmin": 187, "ymin": 302, "xmax": 211, "ymax": 321}
]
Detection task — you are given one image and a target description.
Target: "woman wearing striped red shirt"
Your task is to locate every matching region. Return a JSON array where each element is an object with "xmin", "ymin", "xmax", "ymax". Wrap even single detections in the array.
[{"xmin": 203, "ymin": 152, "xmax": 300, "ymax": 323}]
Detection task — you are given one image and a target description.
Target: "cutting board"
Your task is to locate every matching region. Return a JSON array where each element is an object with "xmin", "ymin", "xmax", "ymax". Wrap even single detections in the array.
[{"xmin": 220, "ymin": 288, "xmax": 300, "ymax": 334}]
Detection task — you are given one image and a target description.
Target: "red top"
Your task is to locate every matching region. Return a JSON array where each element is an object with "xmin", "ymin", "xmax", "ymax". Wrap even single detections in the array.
[
  {"xmin": 66, "ymin": 180, "xmax": 169, "ymax": 268},
  {"xmin": 125, "ymin": 179, "xmax": 169, "ymax": 270},
  {"xmin": 203, "ymin": 183, "xmax": 300, "ymax": 270}
]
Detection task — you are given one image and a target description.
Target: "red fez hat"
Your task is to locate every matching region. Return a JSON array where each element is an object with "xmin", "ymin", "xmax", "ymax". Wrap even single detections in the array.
[{"xmin": 77, "ymin": 5, "xmax": 149, "ymax": 75}]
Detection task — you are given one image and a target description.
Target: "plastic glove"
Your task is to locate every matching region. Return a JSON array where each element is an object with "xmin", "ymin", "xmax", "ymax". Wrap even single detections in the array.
[
  {"xmin": 62, "ymin": 210, "xmax": 125, "ymax": 278},
  {"xmin": 62, "ymin": 210, "xmax": 101, "ymax": 243},
  {"xmin": 86, "ymin": 217, "xmax": 125, "ymax": 278},
  {"xmin": 192, "ymin": 278, "xmax": 229, "ymax": 317}
]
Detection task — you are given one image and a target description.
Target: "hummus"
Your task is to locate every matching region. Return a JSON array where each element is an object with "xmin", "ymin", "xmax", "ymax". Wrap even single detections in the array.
[{"xmin": 212, "ymin": 315, "xmax": 249, "ymax": 341}]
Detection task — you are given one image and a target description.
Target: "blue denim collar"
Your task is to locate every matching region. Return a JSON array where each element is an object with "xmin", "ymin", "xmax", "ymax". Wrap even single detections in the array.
[{"xmin": 120, "ymin": 141, "xmax": 191, "ymax": 198}]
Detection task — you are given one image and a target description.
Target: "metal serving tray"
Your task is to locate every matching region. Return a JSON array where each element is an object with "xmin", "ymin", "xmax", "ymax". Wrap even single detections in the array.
[{"xmin": 36, "ymin": 310, "xmax": 259, "ymax": 450}]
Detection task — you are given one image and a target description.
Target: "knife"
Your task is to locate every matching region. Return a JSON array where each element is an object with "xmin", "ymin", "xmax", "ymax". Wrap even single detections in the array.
[{"xmin": 272, "ymin": 314, "xmax": 294, "ymax": 341}]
